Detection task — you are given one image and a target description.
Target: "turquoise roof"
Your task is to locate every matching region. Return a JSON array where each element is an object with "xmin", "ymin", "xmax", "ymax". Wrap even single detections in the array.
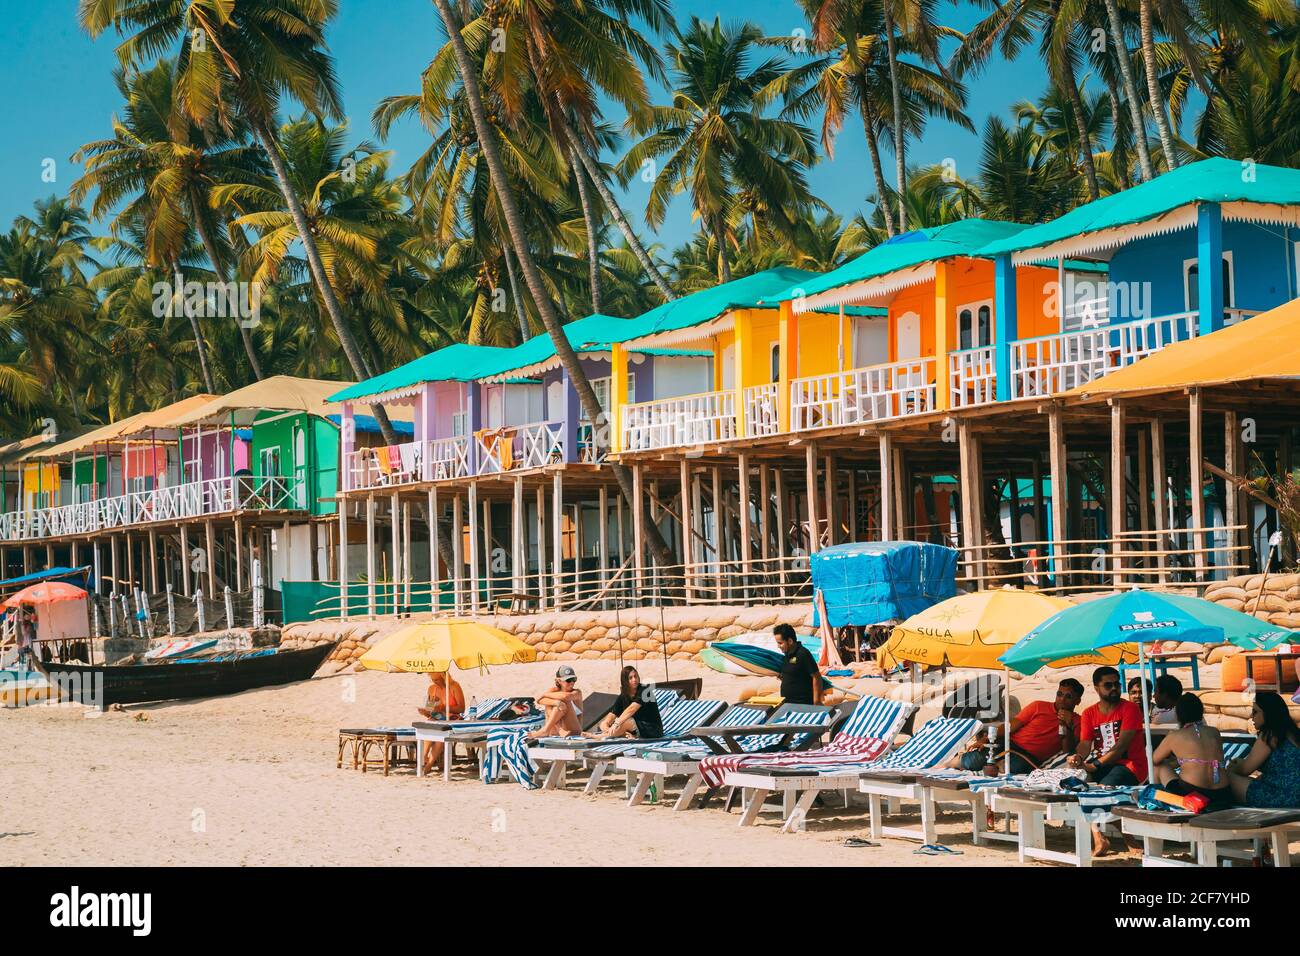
[
  {"xmin": 771, "ymin": 220, "xmax": 1030, "ymax": 303},
  {"xmin": 328, "ymin": 343, "xmax": 513, "ymax": 402},
  {"xmin": 628, "ymin": 267, "xmax": 817, "ymax": 338},
  {"xmin": 476, "ymin": 313, "xmax": 637, "ymax": 378},
  {"xmin": 978, "ymin": 158, "xmax": 1300, "ymax": 258}
]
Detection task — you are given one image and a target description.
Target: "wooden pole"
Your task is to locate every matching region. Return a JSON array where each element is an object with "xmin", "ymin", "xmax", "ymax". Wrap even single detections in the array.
[
  {"xmin": 710, "ymin": 465, "xmax": 723, "ymax": 601},
  {"xmin": 452, "ymin": 492, "xmax": 464, "ymax": 613},
  {"xmin": 339, "ymin": 498, "xmax": 349, "ymax": 620},
  {"xmin": 403, "ymin": 501, "xmax": 412, "ymax": 612},
  {"xmin": 1109, "ymin": 402, "xmax": 1127, "ymax": 588},
  {"xmin": 823, "ymin": 453, "xmax": 836, "ymax": 547},
  {"xmin": 1223, "ymin": 410, "xmax": 1242, "ymax": 566},
  {"xmin": 958, "ymin": 420, "xmax": 983, "ymax": 588},
  {"xmin": 467, "ymin": 482, "xmax": 480, "ymax": 614},
  {"xmin": 232, "ymin": 517, "xmax": 243, "ymax": 590},
  {"xmin": 148, "ymin": 528, "xmax": 159, "ymax": 595},
  {"xmin": 203, "ymin": 521, "xmax": 215, "ymax": 595},
  {"xmin": 390, "ymin": 492, "xmax": 402, "ymax": 615},
  {"xmin": 775, "ymin": 467, "xmax": 787, "ymax": 598},
  {"xmin": 1151, "ymin": 419, "xmax": 1169, "ymax": 583},
  {"xmin": 632, "ymin": 464, "xmax": 646, "ymax": 594},
  {"xmin": 1048, "ymin": 407, "xmax": 1068, "ymax": 587},
  {"xmin": 125, "ymin": 532, "xmax": 135, "ymax": 593},
  {"xmin": 366, "ymin": 495, "xmax": 377, "ymax": 618},
  {"xmin": 535, "ymin": 486, "xmax": 546, "ymax": 606},
  {"xmin": 679, "ymin": 458, "xmax": 693, "ymax": 600},
  {"xmin": 879, "ymin": 434, "xmax": 895, "ymax": 540},
  {"xmin": 180, "ymin": 526, "xmax": 191, "ymax": 596},
  {"xmin": 759, "ymin": 463, "xmax": 771, "ymax": 568},
  {"xmin": 738, "ymin": 453, "xmax": 751, "ymax": 602},
  {"xmin": 1137, "ymin": 426, "xmax": 1151, "ymax": 580},
  {"xmin": 110, "ymin": 534, "xmax": 120, "ymax": 597},
  {"xmin": 892, "ymin": 445, "xmax": 908, "ymax": 539},
  {"xmin": 551, "ymin": 471, "xmax": 563, "ymax": 609},
  {"xmin": 805, "ymin": 442, "xmax": 820, "ymax": 554},
  {"xmin": 481, "ymin": 495, "xmax": 492, "ymax": 608},
  {"xmin": 847, "ymin": 467, "xmax": 858, "ymax": 542},
  {"xmin": 1189, "ymin": 389, "xmax": 1207, "ymax": 582},
  {"xmin": 597, "ymin": 484, "xmax": 609, "ymax": 602},
  {"xmin": 428, "ymin": 487, "xmax": 439, "ymax": 612},
  {"xmin": 513, "ymin": 476, "xmax": 525, "ymax": 596}
]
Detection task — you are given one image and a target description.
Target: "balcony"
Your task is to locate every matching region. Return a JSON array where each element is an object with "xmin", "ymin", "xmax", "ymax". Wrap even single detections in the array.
[
  {"xmin": 948, "ymin": 346, "xmax": 997, "ymax": 409},
  {"xmin": 790, "ymin": 356, "xmax": 938, "ymax": 430},
  {"xmin": 0, "ymin": 475, "xmax": 305, "ymax": 543},
  {"xmin": 742, "ymin": 383, "xmax": 780, "ymax": 437},
  {"xmin": 345, "ymin": 437, "xmax": 471, "ymax": 490},
  {"xmin": 621, "ymin": 390, "xmax": 738, "ymax": 452},
  {"xmin": 1007, "ymin": 308, "xmax": 1260, "ymax": 399},
  {"xmin": 477, "ymin": 420, "xmax": 566, "ymax": 474}
]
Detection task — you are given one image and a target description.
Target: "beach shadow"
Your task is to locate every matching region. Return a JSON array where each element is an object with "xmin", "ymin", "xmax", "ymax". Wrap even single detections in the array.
[{"xmin": 0, "ymin": 831, "xmax": 35, "ymax": 839}]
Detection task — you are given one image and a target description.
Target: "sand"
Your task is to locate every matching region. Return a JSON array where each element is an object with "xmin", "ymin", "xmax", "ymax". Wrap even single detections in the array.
[{"xmin": 1, "ymin": 658, "xmax": 1284, "ymax": 867}]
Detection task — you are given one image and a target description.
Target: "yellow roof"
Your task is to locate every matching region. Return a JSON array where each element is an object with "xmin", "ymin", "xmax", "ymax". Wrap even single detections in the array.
[
  {"xmin": 1065, "ymin": 299, "xmax": 1300, "ymax": 401},
  {"xmin": 167, "ymin": 376, "xmax": 356, "ymax": 427}
]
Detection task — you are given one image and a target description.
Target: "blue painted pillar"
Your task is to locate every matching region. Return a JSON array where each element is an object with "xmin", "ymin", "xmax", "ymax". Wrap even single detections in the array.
[
  {"xmin": 993, "ymin": 254, "xmax": 1018, "ymax": 402},
  {"xmin": 467, "ymin": 382, "xmax": 483, "ymax": 474},
  {"xmin": 1197, "ymin": 203, "xmax": 1224, "ymax": 336},
  {"xmin": 560, "ymin": 368, "xmax": 581, "ymax": 463}
]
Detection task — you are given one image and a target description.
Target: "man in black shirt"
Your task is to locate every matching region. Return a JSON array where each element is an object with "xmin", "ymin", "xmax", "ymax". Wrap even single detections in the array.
[{"xmin": 775, "ymin": 624, "xmax": 822, "ymax": 705}]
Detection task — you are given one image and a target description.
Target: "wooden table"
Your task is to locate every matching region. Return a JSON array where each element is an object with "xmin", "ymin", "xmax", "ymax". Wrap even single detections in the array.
[
  {"xmin": 1241, "ymin": 650, "xmax": 1300, "ymax": 693},
  {"xmin": 1115, "ymin": 806, "xmax": 1300, "ymax": 867}
]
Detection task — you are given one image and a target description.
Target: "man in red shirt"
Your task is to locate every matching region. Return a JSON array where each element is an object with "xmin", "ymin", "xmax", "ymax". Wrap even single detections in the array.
[
  {"xmin": 1069, "ymin": 665, "xmax": 1148, "ymax": 785},
  {"xmin": 958, "ymin": 678, "xmax": 1084, "ymax": 774}
]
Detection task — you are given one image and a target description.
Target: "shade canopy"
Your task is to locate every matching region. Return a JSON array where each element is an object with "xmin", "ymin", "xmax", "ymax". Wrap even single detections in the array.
[
  {"xmin": 1064, "ymin": 297, "xmax": 1300, "ymax": 400},
  {"xmin": 2, "ymin": 581, "xmax": 88, "ymax": 609},
  {"xmin": 776, "ymin": 220, "xmax": 1030, "ymax": 310},
  {"xmin": 978, "ymin": 158, "xmax": 1300, "ymax": 262},
  {"xmin": 878, "ymin": 588, "xmax": 1074, "ymax": 670},
  {"xmin": 328, "ymin": 344, "xmax": 513, "ymax": 403},
  {"xmin": 169, "ymin": 376, "xmax": 353, "ymax": 427},
  {"xmin": 357, "ymin": 619, "xmax": 537, "ymax": 673},
  {"xmin": 999, "ymin": 589, "xmax": 1293, "ymax": 675}
]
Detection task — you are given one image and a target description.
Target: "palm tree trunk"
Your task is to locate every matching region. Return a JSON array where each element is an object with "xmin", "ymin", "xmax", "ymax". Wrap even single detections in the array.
[
  {"xmin": 249, "ymin": 119, "xmax": 400, "ymax": 444},
  {"xmin": 501, "ymin": 243, "xmax": 530, "ymax": 342},
  {"xmin": 1139, "ymin": 0, "xmax": 1179, "ymax": 169},
  {"xmin": 432, "ymin": 0, "xmax": 678, "ymax": 573},
  {"xmin": 1063, "ymin": 67, "xmax": 1100, "ymax": 200},
  {"xmin": 171, "ymin": 261, "xmax": 216, "ymax": 393},
  {"xmin": 713, "ymin": 211, "xmax": 732, "ymax": 282},
  {"xmin": 572, "ymin": 155, "xmax": 604, "ymax": 315},
  {"xmin": 190, "ymin": 187, "xmax": 264, "ymax": 379},
  {"xmin": 882, "ymin": 0, "xmax": 907, "ymax": 232},
  {"xmin": 860, "ymin": 91, "xmax": 896, "ymax": 237},
  {"xmin": 1103, "ymin": 0, "xmax": 1155, "ymax": 180},
  {"xmin": 562, "ymin": 124, "xmax": 676, "ymax": 301}
]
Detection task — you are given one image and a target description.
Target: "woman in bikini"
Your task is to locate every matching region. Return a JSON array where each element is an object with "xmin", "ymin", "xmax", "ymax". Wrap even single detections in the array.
[
  {"xmin": 1151, "ymin": 693, "xmax": 1234, "ymax": 811},
  {"xmin": 1226, "ymin": 691, "xmax": 1300, "ymax": 808}
]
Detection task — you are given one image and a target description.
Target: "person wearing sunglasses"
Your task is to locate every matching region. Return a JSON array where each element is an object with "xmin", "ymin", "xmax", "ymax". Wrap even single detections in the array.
[
  {"xmin": 1068, "ymin": 665, "xmax": 1148, "ymax": 856},
  {"xmin": 525, "ymin": 665, "xmax": 584, "ymax": 740}
]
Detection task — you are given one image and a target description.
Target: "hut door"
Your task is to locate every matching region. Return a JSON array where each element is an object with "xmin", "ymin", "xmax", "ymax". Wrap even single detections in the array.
[
  {"xmin": 896, "ymin": 311, "xmax": 921, "ymax": 360},
  {"xmin": 293, "ymin": 426, "xmax": 307, "ymax": 508}
]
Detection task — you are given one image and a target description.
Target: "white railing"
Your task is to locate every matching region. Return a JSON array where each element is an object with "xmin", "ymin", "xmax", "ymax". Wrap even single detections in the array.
[
  {"xmin": 949, "ymin": 346, "xmax": 997, "ymax": 408},
  {"xmin": 1224, "ymin": 307, "xmax": 1261, "ymax": 327},
  {"xmin": 578, "ymin": 419, "xmax": 607, "ymax": 463},
  {"xmin": 621, "ymin": 390, "xmax": 737, "ymax": 451},
  {"xmin": 743, "ymin": 383, "xmax": 780, "ymax": 437},
  {"xmin": 1009, "ymin": 310, "xmax": 1199, "ymax": 399},
  {"xmin": 345, "ymin": 440, "xmax": 423, "ymax": 490},
  {"xmin": 790, "ymin": 357, "xmax": 937, "ymax": 431},
  {"xmin": 518, "ymin": 420, "xmax": 565, "ymax": 470},
  {"xmin": 0, "ymin": 475, "xmax": 307, "ymax": 543},
  {"xmin": 426, "ymin": 437, "xmax": 470, "ymax": 480}
]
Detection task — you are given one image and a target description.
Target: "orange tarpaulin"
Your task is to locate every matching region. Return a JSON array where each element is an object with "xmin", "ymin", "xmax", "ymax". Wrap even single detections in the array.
[{"xmin": 1064, "ymin": 298, "xmax": 1300, "ymax": 400}]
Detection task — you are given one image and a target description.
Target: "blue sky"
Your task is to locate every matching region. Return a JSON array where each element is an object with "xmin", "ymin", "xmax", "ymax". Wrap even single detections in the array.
[{"xmin": 0, "ymin": 0, "xmax": 1040, "ymax": 248}]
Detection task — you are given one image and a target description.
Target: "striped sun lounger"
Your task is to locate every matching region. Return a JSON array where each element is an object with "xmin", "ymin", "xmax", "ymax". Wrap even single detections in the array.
[
  {"xmin": 699, "ymin": 695, "xmax": 915, "ymax": 789},
  {"xmin": 725, "ymin": 713, "xmax": 978, "ymax": 832},
  {"xmin": 617, "ymin": 703, "xmax": 833, "ymax": 809}
]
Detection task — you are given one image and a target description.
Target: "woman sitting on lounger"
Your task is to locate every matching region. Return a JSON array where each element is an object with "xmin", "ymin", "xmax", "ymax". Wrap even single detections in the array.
[
  {"xmin": 525, "ymin": 665, "xmax": 584, "ymax": 740},
  {"xmin": 1151, "ymin": 693, "xmax": 1234, "ymax": 811},
  {"xmin": 1226, "ymin": 691, "xmax": 1300, "ymax": 808},
  {"xmin": 591, "ymin": 666, "xmax": 664, "ymax": 739},
  {"xmin": 417, "ymin": 673, "xmax": 466, "ymax": 774}
]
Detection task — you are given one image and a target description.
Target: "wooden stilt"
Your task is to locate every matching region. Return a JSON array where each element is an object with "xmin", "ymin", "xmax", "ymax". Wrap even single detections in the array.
[
  {"xmin": 403, "ymin": 501, "xmax": 412, "ymax": 611},
  {"xmin": 679, "ymin": 459, "xmax": 693, "ymax": 600},
  {"xmin": 513, "ymin": 477, "xmax": 525, "ymax": 596},
  {"xmin": 148, "ymin": 529, "xmax": 159, "ymax": 594},
  {"xmin": 552, "ymin": 471, "xmax": 563, "ymax": 610},
  {"xmin": 805, "ymin": 442, "xmax": 820, "ymax": 554},
  {"xmin": 233, "ymin": 517, "xmax": 243, "ymax": 591},
  {"xmin": 738, "ymin": 453, "xmax": 751, "ymax": 602},
  {"xmin": 879, "ymin": 434, "xmax": 895, "ymax": 540},
  {"xmin": 467, "ymin": 482, "xmax": 480, "ymax": 614},
  {"xmin": 597, "ymin": 484, "xmax": 609, "ymax": 602},
  {"xmin": 759, "ymin": 463, "xmax": 771, "ymax": 569},
  {"xmin": 428, "ymin": 488, "xmax": 439, "ymax": 612},
  {"xmin": 180, "ymin": 525, "xmax": 191, "ymax": 596},
  {"xmin": 957, "ymin": 421, "xmax": 983, "ymax": 588},
  {"xmin": 203, "ymin": 521, "xmax": 215, "ymax": 595},
  {"xmin": 847, "ymin": 467, "xmax": 858, "ymax": 542},
  {"xmin": 1110, "ymin": 402, "xmax": 1127, "ymax": 588},
  {"xmin": 452, "ymin": 493, "xmax": 464, "ymax": 613},
  {"xmin": 1137, "ymin": 426, "xmax": 1151, "ymax": 579},
  {"xmin": 775, "ymin": 468, "xmax": 787, "ymax": 598},
  {"xmin": 711, "ymin": 466, "xmax": 723, "ymax": 601},
  {"xmin": 823, "ymin": 454, "xmax": 835, "ymax": 547},
  {"xmin": 1189, "ymin": 389, "xmax": 1207, "ymax": 582},
  {"xmin": 892, "ymin": 445, "xmax": 908, "ymax": 540},
  {"xmin": 390, "ymin": 492, "xmax": 402, "ymax": 615},
  {"xmin": 632, "ymin": 464, "xmax": 646, "ymax": 594},
  {"xmin": 482, "ymin": 495, "xmax": 492, "ymax": 608},
  {"xmin": 125, "ymin": 533, "xmax": 135, "ymax": 593},
  {"xmin": 536, "ymin": 486, "xmax": 546, "ymax": 606},
  {"xmin": 338, "ymin": 498, "xmax": 349, "ymax": 619},
  {"xmin": 1224, "ymin": 410, "xmax": 1242, "ymax": 568},
  {"xmin": 1048, "ymin": 407, "xmax": 1068, "ymax": 588},
  {"xmin": 110, "ymin": 535, "xmax": 120, "ymax": 597},
  {"xmin": 366, "ymin": 496, "xmax": 377, "ymax": 618}
]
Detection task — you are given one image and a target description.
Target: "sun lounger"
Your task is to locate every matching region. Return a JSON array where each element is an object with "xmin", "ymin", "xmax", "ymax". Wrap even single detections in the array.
[
  {"xmin": 526, "ymin": 694, "xmax": 725, "ymax": 791},
  {"xmin": 613, "ymin": 703, "xmax": 839, "ymax": 809},
  {"xmin": 712, "ymin": 696, "xmax": 923, "ymax": 831},
  {"xmin": 984, "ymin": 783, "xmax": 1138, "ymax": 867},
  {"xmin": 1115, "ymin": 805, "xmax": 1300, "ymax": 867}
]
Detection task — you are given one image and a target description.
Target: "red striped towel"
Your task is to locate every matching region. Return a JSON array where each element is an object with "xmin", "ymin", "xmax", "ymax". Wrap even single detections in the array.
[{"xmin": 698, "ymin": 735, "xmax": 889, "ymax": 789}]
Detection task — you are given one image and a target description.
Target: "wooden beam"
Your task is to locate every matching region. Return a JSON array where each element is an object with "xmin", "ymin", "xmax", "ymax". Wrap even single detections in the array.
[
  {"xmin": 180, "ymin": 525, "xmax": 191, "ymax": 596},
  {"xmin": 467, "ymin": 482, "xmax": 480, "ymax": 614},
  {"xmin": 513, "ymin": 476, "xmax": 525, "ymax": 596},
  {"xmin": 679, "ymin": 458, "xmax": 693, "ymax": 598},
  {"xmin": 738, "ymin": 453, "xmax": 751, "ymax": 601},
  {"xmin": 366, "ymin": 496, "xmax": 377, "ymax": 617},
  {"xmin": 632, "ymin": 463, "xmax": 645, "ymax": 592},
  {"xmin": 1151, "ymin": 418, "xmax": 1169, "ymax": 583},
  {"xmin": 552, "ymin": 470, "xmax": 563, "ymax": 609},
  {"xmin": 1048, "ymin": 407, "xmax": 1068, "ymax": 585},
  {"xmin": 879, "ymin": 433, "xmax": 895, "ymax": 540},
  {"xmin": 823, "ymin": 453, "xmax": 836, "ymax": 547},
  {"xmin": 1189, "ymin": 389, "xmax": 1207, "ymax": 582},
  {"xmin": 805, "ymin": 441, "xmax": 820, "ymax": 554},
  {"xmin": 598, "ymin": 484, "xmax": 609, "ymax": 601},
  {"xmin": 1223, "ymin": 410, "xmax": 1242, "ymax": 565},
  {"xmin": 1109, "ymin": 402, "xmax": 1126, "ymax": 588}
]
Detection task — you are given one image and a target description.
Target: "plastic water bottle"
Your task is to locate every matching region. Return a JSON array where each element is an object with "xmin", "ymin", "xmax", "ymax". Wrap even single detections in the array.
[{"xmin": 468, "ymin": 696, "xmax": 478, "ymax": 719}]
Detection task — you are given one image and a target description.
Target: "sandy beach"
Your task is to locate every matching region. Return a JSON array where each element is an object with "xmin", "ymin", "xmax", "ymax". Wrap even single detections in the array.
[{"xmin": 3, "ymin": 658, "xmax": 1293, "ymax": 867}]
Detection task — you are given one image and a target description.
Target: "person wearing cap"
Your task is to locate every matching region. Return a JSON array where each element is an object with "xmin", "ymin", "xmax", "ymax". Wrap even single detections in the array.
[{"xmin": 525, "ymin": 665, "xmax": 584, "ymax": 739}]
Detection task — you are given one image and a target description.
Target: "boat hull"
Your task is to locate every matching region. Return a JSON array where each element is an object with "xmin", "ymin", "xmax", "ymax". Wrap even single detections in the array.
[{"xmin": 41, "ymin": 641, "xmax": 338, "ymax": 707}]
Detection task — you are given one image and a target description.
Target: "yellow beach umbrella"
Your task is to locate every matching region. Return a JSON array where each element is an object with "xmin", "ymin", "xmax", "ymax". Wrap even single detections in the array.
[
  {"xmin": 877, "ymin": 588, "xmax": 1074, "ymax": 670},
  {"xmin": 358, "ymin": 619, "xmax": 537, "ymax": 674}
]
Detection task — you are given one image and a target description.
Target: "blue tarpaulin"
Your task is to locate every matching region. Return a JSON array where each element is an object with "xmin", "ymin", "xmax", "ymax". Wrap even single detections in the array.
[
  {"xmin": 0, "ymin": 565, "xmax": 92, "ymax": 590},
  {"xmin": 810, "ymin": 542, "xmax": 957, "ymax": 628}
]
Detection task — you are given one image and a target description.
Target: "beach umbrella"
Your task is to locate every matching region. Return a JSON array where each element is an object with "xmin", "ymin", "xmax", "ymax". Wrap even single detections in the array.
[
  {"xmin": 876, "ymin": 588, "xmax": 1074, "ymax": 764},
  {"xmin": 2, "ymin": 581, "xmax": 87, "ymax": 609},
  {"xmin": 709, "ymin": 633, "xmax": 823, "ymax": 677},
  {"xmin": 357, "ymin": 619, "xmax": 537, "ymax": 674},
  {"xmin": 999, "ymin": 588, "xmax": 1294, "ymax": 782}
]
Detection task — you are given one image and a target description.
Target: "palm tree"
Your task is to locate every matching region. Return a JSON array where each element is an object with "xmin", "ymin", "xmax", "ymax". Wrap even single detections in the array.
[
  {"xmin": 617, "ymin": 17, "xmax": 823, "ymax": 282},
  {"xmin": 430, "ymin": 0, "xmax": 677, "ymax": 571},
  {"xmin": 1100, "ymin": 0, "xmax": 1155, "ymax": 180},
  {"xmin": 78, "ymin": 0, "xmax": 402, "ymax": 441},
  {"xmin": 72, "ymin": 61, "xmax": 268, "ymax": 382}
]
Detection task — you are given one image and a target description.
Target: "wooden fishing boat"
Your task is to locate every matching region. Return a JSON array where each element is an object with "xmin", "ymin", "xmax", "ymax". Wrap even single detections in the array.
[{"xmin": 40, "ymin": 641, "xmax": 337, "ymax": 707}]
